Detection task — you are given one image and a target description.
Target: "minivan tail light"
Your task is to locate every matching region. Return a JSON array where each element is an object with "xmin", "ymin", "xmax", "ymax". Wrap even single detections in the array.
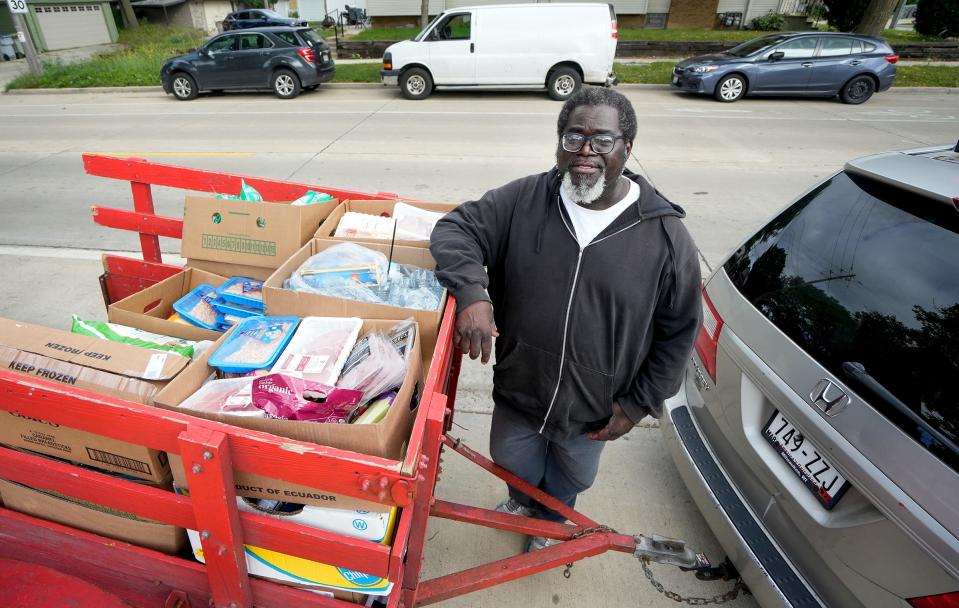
[
  {"xmin": 884, "ymin": 54, "xmax": 900, "ymax": 64},
  {"xmin": 908, "ymin": 591, "xmax": 959, "ymax": 607},
  {"xmin": 297, "ymin": 47, "xmax": 316, "ymax": 64},
  {"xmin": 612, "ymin": 20, "xmax": 618, "ymax": 39},
  {"xmin": 695, "ymin": 289, "xmax": 723, "ymax": 382}
]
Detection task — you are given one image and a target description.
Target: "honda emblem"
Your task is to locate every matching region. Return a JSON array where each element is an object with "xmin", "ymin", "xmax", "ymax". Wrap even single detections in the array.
[{"xmin": 809, "ymin": 380, "xmax": 850, "ymax": 417}]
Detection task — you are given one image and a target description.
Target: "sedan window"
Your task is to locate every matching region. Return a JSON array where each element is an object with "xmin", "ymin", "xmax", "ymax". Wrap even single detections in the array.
[
  {"xmin": 775, "ymin": 37, "xmax": 818, "ymax": 59},
  {"xmin": 727, "ymin": 34, "xmax": 791, "ymax": 57},
  {"xmin": 233, "ymin": 11, "xmax": 248, "ymax": 20},
  {"xmin": 819, "ymin": 37, "xmax": 854, "ymax": 57}
]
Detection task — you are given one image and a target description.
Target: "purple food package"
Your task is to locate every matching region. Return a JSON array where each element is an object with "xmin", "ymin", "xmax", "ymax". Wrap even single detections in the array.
[{"xmin": 251, "ymin": 373, "xmax": 364, "ymax": 423}]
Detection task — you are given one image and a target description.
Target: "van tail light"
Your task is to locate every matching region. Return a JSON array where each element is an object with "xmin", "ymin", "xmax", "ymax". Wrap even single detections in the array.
[
  {"xmin": 383, "ymin": 51, "xmax": 393, "ymax": 70},
  {"xmin": 884, "ymin": 54, "xmax": 900, "ymax": 64},
  {"xmin": 695, "ymin": 289, "xmax": 723, "ymax": 382},
  {"xmin": 297, "ymin": 47, "xmax": 316, "ymax": 65},
  {"xmin": 611, "ymin": 20, "xmax": 618, "ymax": 39},
  {"xmin": 908, "ymin": 591, "xmax": 959, "ymax": 607}
]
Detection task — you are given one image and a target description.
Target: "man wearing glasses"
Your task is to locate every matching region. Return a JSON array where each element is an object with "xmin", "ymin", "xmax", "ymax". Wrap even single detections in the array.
[{"xmin": 430, "ymin": 88, "xmax": 702, "ymax": 551}]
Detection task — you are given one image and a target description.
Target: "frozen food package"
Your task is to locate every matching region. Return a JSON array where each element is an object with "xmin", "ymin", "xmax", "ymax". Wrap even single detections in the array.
[
  {"xmin": 353, "ymin": 391, "xmax": 397, "ymax": 425},
  {"xmin": 173, "ymin": 284, "xmax": 222, "ymax": 330},
  {"xmin": 214, "ymin": 179, "xmax": 263, "ymax": 202},
  {"xmin": 288, "ymin": 243, "xmax": 444, "ymax": 311},
  {"xmin": 217, "ymin": 277, "xmax": 265, "ymax": 310},
  {"xmin": 178, "ymin": 377, "xmax": 262, "ymax": 417},
  {"xmin": 209, "ymin": 316, "xmax": 300, "ymax": 374},
  {"xmin": 388, "ymin": 318, "xmax": 417, "ymax": 364},
  {"xmin": 334, "ymin": 212, "xmax": 397, "ymax": 240},
  {"xmin": 271, "ymin": 317, "xmax": 362, "ymax": 386},
  {"xmin": 71, "ymin": 315, "xmax": 197, "ymax": 358},
  {"xmin": 337, "ymin": 330, "xmax": 407, "ymax": 404},
  {"xmin": 393, "ymin": 203, "xmax": 446, "ymax": 241},
  {"xmin": 251, "ymin": 373, "xmax": 364, "ymax": 423}
]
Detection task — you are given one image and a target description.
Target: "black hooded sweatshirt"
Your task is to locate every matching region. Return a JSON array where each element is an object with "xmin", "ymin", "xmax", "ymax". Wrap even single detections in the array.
[{"xmin": 430, "ymin": 168, "xmax": 702, "ymax": 441}]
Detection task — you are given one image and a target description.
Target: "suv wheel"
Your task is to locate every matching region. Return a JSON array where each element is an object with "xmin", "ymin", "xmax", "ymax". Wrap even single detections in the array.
[
  {"xmin": 547, "ymin": 67, "xmax": 581, "ymax": 101},
  {"xmin": 272, "ymin": 69, "xmax": 301, "ymax": 99},
  {"xmin": 840, "ymin": 75, "xmax": 875, "ymax": 104},
  {"xmin": 714, "ymin": 74, "xmax": 746, "ymax": 102},
  {"xmin": 171, "ymin": 72, "xmax": 198, "ymax": 101},
  {"xmin": 400, "ymin": 68, "xmax": 433, "ymax": 100}
]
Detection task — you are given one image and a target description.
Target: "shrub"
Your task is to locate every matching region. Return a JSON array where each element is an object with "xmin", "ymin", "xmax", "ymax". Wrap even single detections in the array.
[
  {"xmin": 915, "ymin": 0, "xmax": 959, "ymax": 37},
  {"xmin": 749, "ymin": 13, "xmax": 786, "ymax": 30}
]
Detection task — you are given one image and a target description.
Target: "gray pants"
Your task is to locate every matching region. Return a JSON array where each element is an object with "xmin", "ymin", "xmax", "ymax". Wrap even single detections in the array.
[{"xmin": 489, "ymin": 404, "xmax": 607, "ymax": 522}]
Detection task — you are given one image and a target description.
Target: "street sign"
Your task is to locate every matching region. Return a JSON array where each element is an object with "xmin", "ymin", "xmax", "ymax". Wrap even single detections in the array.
[{"xmin": 7, "ymin": 0, "xmax": 28, "ymax": 14}]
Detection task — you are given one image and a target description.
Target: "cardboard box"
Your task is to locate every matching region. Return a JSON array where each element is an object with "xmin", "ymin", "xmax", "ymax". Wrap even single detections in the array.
[
  {"xmin": 185, "ymin": 258, "xmax": 275, "ymax": 282},
  {"xmin": 315, "ymin": 200, "xmax": 459, "ymax": 249},
  {"xmin": 108, "ymin": 267, "xmax": 229, "ymax": 342},
  {"xmin": 153, "ymin": 319, "xmax": 422, "ymax": 510},
  {"xmin": 178, "ymin": 484, "xmax": 395, "ymax": 602},
  {"xmin": 263, "ymin": 239, "xmax": 446, "ymax": 357},
  {"xmin": 181, "ymin": 196, "xmax": 335, "ymax": 271},
  {"xmin": 0, "ymin": 317, "xmax": 187, "ymax": 482},
  {"xmin": 0, "ymin": 478, "xmax": 186, "ymax": 554}
]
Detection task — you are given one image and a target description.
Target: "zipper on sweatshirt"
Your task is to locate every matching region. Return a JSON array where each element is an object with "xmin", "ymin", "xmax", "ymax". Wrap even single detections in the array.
[{"xmin": 538, "ymin": 197, "xmax": 644, "ymax": 434}]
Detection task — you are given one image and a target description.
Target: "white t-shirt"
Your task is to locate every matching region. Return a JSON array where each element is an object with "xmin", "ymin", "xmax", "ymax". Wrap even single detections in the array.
[{"xmin": 560, "ymin": 179, "xmax": 640, "ymax": 246}]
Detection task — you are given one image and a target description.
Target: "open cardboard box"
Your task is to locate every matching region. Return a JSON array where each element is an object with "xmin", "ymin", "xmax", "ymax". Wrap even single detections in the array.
[
  {"xmin": 263, "ymin": 238, "xmax": 446, "ymax": 358},
  {"xmin": 154, "ymin": 319, "xmax": 422, "ymax": 511},
  {"xmin": 181, "ymin": 196, "xmax": 336, "ymax": 272},
  {"xmin": 108, "ymin": 267, "xmax": 228, "ymax": 342},
  {"xmin": 315, "ymin": 200, "xmax": 459, "ymax": 249},
  {"xmin": 0, "ymin": 317, "xmax": 188, "ymax": 482}
]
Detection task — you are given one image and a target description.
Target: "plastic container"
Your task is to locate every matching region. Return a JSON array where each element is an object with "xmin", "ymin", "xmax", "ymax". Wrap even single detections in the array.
[
  {"xmin": 212, "ymin": 298, "xmax": 263, "ymax": 319},
  {"xmin": 209, "ymin": 316, "xmax": 300, "ymax": 374},
  {"xmin": 173, "ymin": 284, "xmax": 222, "ymax": 330},
  {"xmin": 270, "ymin": 317, "xmax": 363, "ymax": 386},
  {"xmin": 217, "ymin": 277, "xmax": 265, "ymax": 310}
]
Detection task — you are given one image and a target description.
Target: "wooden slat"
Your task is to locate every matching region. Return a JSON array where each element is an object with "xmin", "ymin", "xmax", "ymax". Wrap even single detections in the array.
[
  {"xmin": 92, "ymin": 206, "xmax": 184, "ymax": 240},
  {"xmin": 83, "ymin": 154, "xmax": 402, "ymax": 203}
]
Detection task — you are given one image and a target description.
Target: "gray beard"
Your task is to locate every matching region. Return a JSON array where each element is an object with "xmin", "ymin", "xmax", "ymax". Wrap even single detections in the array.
[{"xmin": 561, "ymin": 171, "xmax": 606, "ymax": 206}]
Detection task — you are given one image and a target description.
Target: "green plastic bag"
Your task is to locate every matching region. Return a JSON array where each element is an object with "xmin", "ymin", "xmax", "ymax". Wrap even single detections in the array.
[
  {"xmin": 291, "ymin": 191, "xmax": 335, "ymax": 206},
  {"xmin": 215, "ymin": 179, "xmax": 263, "ymax": 202},
  {"xmin": 71, "ymin": 316, "xmax": 196, "ymax": 358}
]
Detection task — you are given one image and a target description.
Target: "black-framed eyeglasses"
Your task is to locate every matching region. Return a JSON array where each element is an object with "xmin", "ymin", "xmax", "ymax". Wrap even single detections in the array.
[{"xmin": 561, "ymin": 132, "xmax": 624, "ymax": 154}]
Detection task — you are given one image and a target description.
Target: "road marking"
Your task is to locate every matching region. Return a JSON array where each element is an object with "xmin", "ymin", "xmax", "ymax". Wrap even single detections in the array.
[{"xmin": 92, "ymin": 152, "xmax": 256, "ymax": 157}]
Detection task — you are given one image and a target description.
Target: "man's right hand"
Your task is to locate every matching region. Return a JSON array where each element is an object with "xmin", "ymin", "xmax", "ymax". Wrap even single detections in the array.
[{"xmin": 455, "ymin": 301, "xmax": 498, "ymax": 364}]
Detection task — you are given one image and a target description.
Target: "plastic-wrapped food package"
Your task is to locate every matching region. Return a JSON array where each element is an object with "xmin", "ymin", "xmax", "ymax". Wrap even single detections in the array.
[
  {"xmin": 173, "ymin": 284, "xmax": 221, "ymax": 330},
  {"xmin": 71, "ymin": 315, "xmax": 196, "ymax": 358},
  {"xmin": 393, "ymin": 203, "xmax": 446, "ymax": 241},
  {"xmin": 353, "ymin": 391, "xmax": 397, "ymax": 425},
  {"xmin": 271, "ymin": 317, "xmax": 362, "ymax": 386},
  {"xmin": 288, "ymin": 243, "xmax": 444, "ymax": 312},
  {"xmin": 291, "ymin": 191, "xmax": 335, "ymax": 206},
  {"xmin": 337, "ymin": 330, "xmax": 407, "ymax": 404},
  {"xmin": 217, "ymin": 277, "xmax": 265, "ymax": 310},
  {"xmin": 334, "ymin": 212, "xmax": 396, "ymax": 240},
  {"xmin": 215, "ymin": 179, "xmax": 263, "ymax": 202},
  {"xmin": 251, "ymin": 374, "xmax": 364, "ymax": 423},
  {"xmin": 208, "ymin": 317, "xmax": 299, "ymax": 374},
  {"xmin": 177, "ymin": 377, "xmax": 262, "ymax": 417}
]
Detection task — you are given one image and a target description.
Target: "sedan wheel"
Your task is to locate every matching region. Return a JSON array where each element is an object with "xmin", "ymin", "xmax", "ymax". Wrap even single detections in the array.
[
  {"xmin": 714, "ymin": 74, "xmax": 745, "ymax": 102},
  {"xmin": 272, "ymin": 69, "xmax": 301, "ymax": 99},
  {"xmin": 171, "ymin": 73, "xmax": 197, "ymax": 101}
]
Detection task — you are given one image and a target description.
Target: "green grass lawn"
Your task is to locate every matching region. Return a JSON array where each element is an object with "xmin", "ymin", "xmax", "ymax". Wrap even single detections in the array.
[
  {"xmin": 331, "ymin": 63, "xmax": 383, "ymax": 82},
  {"xmin": 7, "ymin": 24, "xmax": 206, "ymax": 89},
  {"xmin": 350, "ymin": 26, "xmax": 420, "ymax": 41}
]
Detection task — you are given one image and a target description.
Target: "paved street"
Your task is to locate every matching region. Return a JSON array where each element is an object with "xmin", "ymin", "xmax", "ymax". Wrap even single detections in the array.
[{"xmin": 0, "ymin": 85, "xmax": 956, "ymax": 607}]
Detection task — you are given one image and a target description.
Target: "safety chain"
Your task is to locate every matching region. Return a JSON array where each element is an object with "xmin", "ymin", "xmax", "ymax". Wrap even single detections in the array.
[
  {"xmin": 562, "ymin": 525, "xmax": 618, "ymax": 578},
  {"xmin": 641, "ymin": 556, "xmax": 746, "ymax": 605}
]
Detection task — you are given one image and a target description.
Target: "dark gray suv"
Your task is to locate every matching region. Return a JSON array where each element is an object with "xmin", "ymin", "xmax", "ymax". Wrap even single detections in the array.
[
  {"xmin": 662, "ymin": 143, "xmax": 959, "ymax": 607},
  {"xmin": 672, "ymin": 32, "xmax": 897, "ymax": 104}
]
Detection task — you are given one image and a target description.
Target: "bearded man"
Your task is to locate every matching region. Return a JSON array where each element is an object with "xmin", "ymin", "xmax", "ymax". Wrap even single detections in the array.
[{"xmin": 430, "ymin": 87, "xmax": 702, "ymax": 551}]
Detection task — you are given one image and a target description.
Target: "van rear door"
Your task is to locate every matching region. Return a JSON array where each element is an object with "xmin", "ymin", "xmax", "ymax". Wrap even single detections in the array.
[{"xmin": 423, "ymin": 11, "xmax": 475, "ymax": 85}]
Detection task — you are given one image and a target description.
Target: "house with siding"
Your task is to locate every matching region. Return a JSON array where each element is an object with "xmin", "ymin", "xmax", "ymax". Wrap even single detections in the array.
[{"xmin": 365, "ymin": 0, "xmax": 817, "ymax": 30}]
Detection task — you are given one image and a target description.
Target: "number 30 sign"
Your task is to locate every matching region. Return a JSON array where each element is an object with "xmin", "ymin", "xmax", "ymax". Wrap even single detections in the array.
[{"xmin": 7, "ymin": 0, "xmax": 28, "ymax": 14}]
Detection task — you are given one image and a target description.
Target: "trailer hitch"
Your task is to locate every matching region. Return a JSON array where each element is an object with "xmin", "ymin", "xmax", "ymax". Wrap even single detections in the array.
[{"xmin": 633, "ymin": 534, "xmax": 747, "ymax": 604}]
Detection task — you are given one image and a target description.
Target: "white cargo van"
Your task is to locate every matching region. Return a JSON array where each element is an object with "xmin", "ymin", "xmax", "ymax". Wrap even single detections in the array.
[{"xmin": 380, "ymin": 3, "xmax": 619, "ymax": 100}]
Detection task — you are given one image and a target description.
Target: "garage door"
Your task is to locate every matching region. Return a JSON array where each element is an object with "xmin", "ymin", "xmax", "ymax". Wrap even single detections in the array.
[{"xmin": 33, "ymin": 4, "xmax": 110, "ymax": 51}]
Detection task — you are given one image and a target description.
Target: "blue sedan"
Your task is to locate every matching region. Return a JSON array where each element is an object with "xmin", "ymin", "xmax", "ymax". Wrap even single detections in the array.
[{"xmin": 672, "ymin": 32, "xmax": 897, "ymax": 104}]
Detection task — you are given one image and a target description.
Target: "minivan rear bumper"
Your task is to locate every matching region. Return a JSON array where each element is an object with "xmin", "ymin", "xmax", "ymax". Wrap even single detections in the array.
[{"xmin": 661, "ymin": 373, "xmax": 825, "ymax": 608}]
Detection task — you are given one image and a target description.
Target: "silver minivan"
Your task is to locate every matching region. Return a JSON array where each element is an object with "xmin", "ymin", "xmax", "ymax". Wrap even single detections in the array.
[{"xmin": 662, "ymin": 144, "xmax": 959, "ymax": 607}]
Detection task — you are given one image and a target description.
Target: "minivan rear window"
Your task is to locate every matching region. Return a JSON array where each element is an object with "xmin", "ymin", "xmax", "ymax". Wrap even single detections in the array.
[{"xmin": 724, "ymin": 172, "xmax": 959, "ymax": 469}]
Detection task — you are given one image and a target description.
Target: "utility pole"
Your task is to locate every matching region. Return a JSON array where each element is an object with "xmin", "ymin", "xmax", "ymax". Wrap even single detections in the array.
[{"xmin": 6, "ymin": 0, "xmax": 43, "ymax": 77}]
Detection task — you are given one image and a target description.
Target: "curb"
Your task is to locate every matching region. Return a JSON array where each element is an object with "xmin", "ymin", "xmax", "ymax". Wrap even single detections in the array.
[{"xmin": 5, "ymin": 83, "xmax": 956, "ymax": 95}]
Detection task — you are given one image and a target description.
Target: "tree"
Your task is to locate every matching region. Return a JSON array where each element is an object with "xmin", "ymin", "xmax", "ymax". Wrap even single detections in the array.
[
  {"xmin": 853, "ymin": 0, "xmax": 901, "ymax": 35},
  {"xmin": 420, "ymin": 0, "xmax": 429, "ymax": 28},
  {"xmin": 822, "ymin": 0, "xmax": 870, "ymax": 30},
  {"xmin": 119, "ymin": 0, "xmax": 139, "ymax": 29},
  {"xmin": 915, "ymin": 0, "xmax": 959, "ymax": 37}
]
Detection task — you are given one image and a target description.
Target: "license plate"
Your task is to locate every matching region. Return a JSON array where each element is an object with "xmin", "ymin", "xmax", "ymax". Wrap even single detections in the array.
[
  {"xmin": 672, "ymin": 75, "xmax": 679, "ymax": 85},
  {"xmin": 763, "ymin": 411, "xmax": 850, "ymax": 510}
]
